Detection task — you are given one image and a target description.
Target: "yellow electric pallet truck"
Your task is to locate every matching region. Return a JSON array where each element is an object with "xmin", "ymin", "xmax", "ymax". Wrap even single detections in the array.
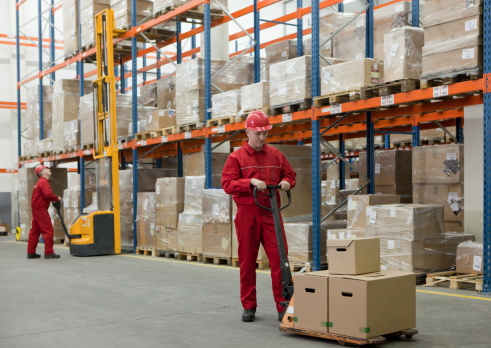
[
  {"xmin": 60, "ymin": 9, "xmax": 124, "ymax": 256},
  {"xmin": 254, "ymin": 186, "xmax": 418, "ymax": 346}
]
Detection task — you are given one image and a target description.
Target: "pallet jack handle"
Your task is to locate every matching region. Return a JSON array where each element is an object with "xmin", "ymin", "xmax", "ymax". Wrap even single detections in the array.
[
  {"xmin": 52, "ymin": 200, "xmax": 82, "ymax": 240},
  {"xmin": 253, "ymin": 186, "xmax": 294, "ymax": 304}
]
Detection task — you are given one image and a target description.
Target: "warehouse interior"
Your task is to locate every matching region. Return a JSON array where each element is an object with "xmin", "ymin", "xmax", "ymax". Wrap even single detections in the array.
[{"xmin": 1, "ymin": 0, "xmax": 491, "ymax": 347}]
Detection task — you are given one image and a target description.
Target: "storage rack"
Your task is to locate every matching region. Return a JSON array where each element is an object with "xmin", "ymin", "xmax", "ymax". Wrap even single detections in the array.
[{"xmin": 14, "ymin": 0, "xmax": 490, "ymax": 293}]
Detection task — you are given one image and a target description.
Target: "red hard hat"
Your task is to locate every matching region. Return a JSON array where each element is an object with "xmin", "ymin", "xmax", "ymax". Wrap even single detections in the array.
[
  {"xmin": 35, "ymin": 165, "xmax": 47, "ymax": 176},
  {"xmin": 245, "ymin": 111, "xmax": 272, "ymax": 131}
]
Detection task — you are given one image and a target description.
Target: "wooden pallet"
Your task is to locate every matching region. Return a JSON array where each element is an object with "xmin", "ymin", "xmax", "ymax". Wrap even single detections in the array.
[
  {"xmin": 241, "ymin": 107, "xmax": 270, "ymax": 116},
  {"xmin": 421, "ymin": 72, "xmax": 482, "ymax": 89},
  {"xmin": 360, "ymin": 79, "xmax": 420, "ymax": 99},
  {"xmin": 171, "ymin": 123, "xmax": 202, "ymax": 134},
  {"xmin": 37, "ymin": 151, "xmax": 52, "ymax": 158},
  {"xmin": 66, "ymin": 146, "xmax": 80, "ymax": 153},
  {"xmin": 269, "ymin": 99, "xmax": 312, "ymax": 116},
  {"xmin": 202, "ymin": 256, "xmax": 232, "ymax": 266},
  {"xmin": 157, "ymin": 250, "xmax": 178, "ymax": 258},
  {"xmin": 64, "ymin": 49, "xmax": 79, "ymax": 61},
  {"xmin": 81, "ymin": 143, "xmax": 94, "ymax": 150},
  {"xmin": 136, "ymin": 247, "xmax": 157, "ymax": 257},
  {"xmin": 206, "ymin": 115, "xmax": 237, "ymax": 127},
  {"xmin": 313, "ymin": 92, "xmax": 360, "ymax": 108},
  {"xmin": 175, "ymin": 252, "xmax": 203, "ymax": 262},
  {"xmin": 231, "ymin": 258, "xmax": 270, "ymax": 270},
  {"xmin": 53, "ymin": 239, "xmax": 65, "ymax": 244},
  {"xmin": 424, "ymin": 271, "xmax": 483, "ymax": 291},
  {"xmin": 135, "ymin": 131, "xmax": 155, "ymax": 141},
  {"xmin": 154, "ymin": 5, "xmax": 224, "ymax": 23},
  {"xmin": 290, "ymin": 263, "xmax": 313, "ymax": 273}
]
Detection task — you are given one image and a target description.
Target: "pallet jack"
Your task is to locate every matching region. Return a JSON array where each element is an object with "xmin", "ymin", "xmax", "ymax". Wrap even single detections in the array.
[
  {"xmin": 254, "ymin": 185, "xmax": 418, "ymax": 346},
  {"xmin": 61, "ymin": 9, "xmax": 124, "ymax": 256}
]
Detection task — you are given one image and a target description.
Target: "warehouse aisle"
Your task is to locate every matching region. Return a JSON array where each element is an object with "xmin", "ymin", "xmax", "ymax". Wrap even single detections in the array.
[{"xmin": 1, "ymin": 235, "xmax": 490, "ymax": 348}]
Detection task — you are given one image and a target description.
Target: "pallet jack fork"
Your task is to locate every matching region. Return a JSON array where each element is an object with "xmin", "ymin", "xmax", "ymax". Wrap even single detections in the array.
[{"xmin": 254, "ymin": 186, "xmax": 418, "ymax": 346}]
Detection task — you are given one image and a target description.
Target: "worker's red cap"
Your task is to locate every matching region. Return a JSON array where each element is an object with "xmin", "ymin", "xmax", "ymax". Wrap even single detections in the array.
[
  {"xmin": 35, "ymin": 165, "xmax": 47, "ymax": 177},
  {"xmin": 245, "ymin": 111, "xmax": 272, "ymax": 131}
]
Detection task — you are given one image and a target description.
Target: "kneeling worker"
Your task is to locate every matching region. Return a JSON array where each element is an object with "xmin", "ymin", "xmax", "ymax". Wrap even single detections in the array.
[{"xmin": 222, "ymin": 111, "xmax": 296, "ymax": 322}]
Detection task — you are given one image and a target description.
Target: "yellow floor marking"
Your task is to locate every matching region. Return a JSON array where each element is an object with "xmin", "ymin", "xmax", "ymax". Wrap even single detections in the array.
[{"xmin": 416, "ymin": 289, "xmax": 491, "ymax": 301}]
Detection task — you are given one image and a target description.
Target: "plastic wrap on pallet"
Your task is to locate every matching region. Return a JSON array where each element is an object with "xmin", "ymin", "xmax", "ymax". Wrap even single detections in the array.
[
  {"xmin": 155, "ymin": 177, "xmax": 184, "ymax": 229},
  {"xmin": 303, "ymin": 33, "xmax": 333, "ymax": 57},
  {"xmin": 128, "ymin": 119, "xmax": 147, "ymax": 136},
  {"xmin": 140, "ymin": 82, "xmax": 158, "ymax": 107},
  {"xmin": 359, "ymin": 150, "xmax": 413, "ymax": 187},
  {"xmin": 325, "ymin": 12, "xmax": 365, "ymax": 61},
  {"xmin": 183, "ymin": 176, "xmax": 206, "ymax": 213},
  {"xmin": 445, "ymin": 232, "xmax": 475, "ymax": 269},
  {"xmin": 421, "ymin": 36, "xmax": 482, "ymax": 80},
  {"xmin": 176, "ymin": 213, "xmax": 203, "ymax": 254},
  {"xmin": 183, "ymin": 151, "xmax": 229, "ymax": 188},
  {"xmin": 80, "ymin": 0, "xmax": 111, "ymax": 48},
  {"xmin": 202, "ymin": 189, "xmax": 231, "ymax": 224},
  {"xmin": 37, "ymin": 139, "xmax": 53, "ymax": 154},
  {"xmin": 26, "ymin": 85, "xmax": 53, "ymax": 143},
  {"xmin": 146, "ymin": 109, "xmax": 176, "ymax": 131},
  {"xmin": 136, "ymin": 192, "xmax": 156, "ymax": 248},
  {"xmin": 413, "ymin": 183, "xmax": 464, "ymax": 223},
  {"xmin": 412, "ymin": 144, "xmax": 464, "ymax": 184},
  {"xmin": 326, "ymin": 228, "xmax": 365, "ymax": 241},
  {"xmin": 110, "ymin": 0, "xmax": 152, "ymax": 28},
  {"xmin": 156, "ymin": 73, "xmax": 176, "ymax": 109},
  {"xmin": 175, "ymin": 89, "xmax": 204, "ymax": 126},
  {"xmin": 425, "ymin": 14, "xmax": 482, "ymax": 47},
  {"xmin": 115, "ymin": 94, "xmax": 148, "ymax": 141},
  {"xmin": 240, "ymin": 82, "xmax": 270, "ymax": 112},
  {"xmin": 62, "ymin": 0, "xmax": 78, "ymax": 57},
  {"xmin": 120, "ymin": 191, "xmax": 134, "ymax": 246},
  {"xmin": 153, "ymin": 0, "xmax": 227, "ymax": 15},
  {"xmin": 347, "ymin": 194, "xmax": 401, "ymax": 231},
  {"xmin": 422, "ymin": 0, "xmax": 482, "ymax": 27},
  {"xmin": 62, "ymin": 120, "xmax": 80, "ymax": 148},
  {"xmin": 456, "ymin": 241, "xmax": 483, "ymax": 274},
  {"xmin": 321, "ymin": 59, "xmax": 384, "ymax": 96},
  {"xmin": 265, "ymin": 40, "xmax": 298, "ymax": 66},
  {"xmin": 202, "ymin": 223, "xmax": 232, "ymax": 258},
  {"xmin": 79, "ymin": 93, "xmax": 94, "ymax": 146},
  {"xmin": 212, "ymin": 89, "xmax": 240, "ymax": 119},
  {"xmin": 384, "ymin": 27, "xmax": 424, "ymax": 82}
]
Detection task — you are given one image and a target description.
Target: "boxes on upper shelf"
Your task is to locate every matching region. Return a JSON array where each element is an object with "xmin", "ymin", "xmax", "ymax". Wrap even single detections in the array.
[{"xmin": 384, "ymin": 27, "xmax": 424, "ymax": 82}]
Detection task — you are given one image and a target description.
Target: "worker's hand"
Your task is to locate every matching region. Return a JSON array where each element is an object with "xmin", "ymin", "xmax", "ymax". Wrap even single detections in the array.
[
  {"xmin": 251, "ymin": 178, "xmax": 267, "ymax": 191},
  {"xmin": 279, "ymin": 180, "xmax": 290, "ymax": 191},
  {"xmin": 58, "ymin": 196, "xmax": 62, "ymax": 201}
]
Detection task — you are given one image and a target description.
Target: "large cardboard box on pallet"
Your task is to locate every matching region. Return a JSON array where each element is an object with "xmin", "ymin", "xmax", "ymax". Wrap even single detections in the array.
[
  {"xmin": 413, "ymin": 183, "xmax": 463, "ymax": 222},
  {"xmin": 347, "ymin": 194, "xmax": 401, "ymax": 231},
  {"xmin": 80, "ymin": 0, "xmax": 111, "ymax": 48},
  {"xmin": 445, "ymin": 232, "xmax": 475, "ymax": 268},
  {"xmin": 62, "ymin": 0, "xmax": 79, "ymax": 57},
  {"xmin": 423, "ymin": 0, "xmax": 483, "ymax": 27},
  {"xmin": 240, "ymin": 82, "xmax": 270, "ymax": 112},
  {"xmin": 327, "ymin": 238, "xmax": 380, "ymax": 275},
  {"xmin": 412, "ymin": 145, "xmax": 464, "ymax": 184},
  {"xmin": 156, "ymin": 73, "xmax": 176, "ymax": 110},
  {"xmin": 146, "ymin": 109, "xmax": 176, "ymax": 131},
  {"xmin": 136, "ymin": 193, "xmax": 156, "ymax": 248},
  {"xmin": 212, "ymin": 89, "xmax": 241, "ymax": 119},
  {"xmin": 384, "ymin": 27, "xmax": 424, "ymax": 82},
  {"xmin": 202, "ymin": 223, "xmax": 232, "ymax": 258},
  {"xmin": 329, "ymin": 271, "xmax": 416, "ymax": 339},
  {"xmin": 456, "ymin": 241, "xmax": 483, "ymax": 274},
  {"xmin": 359, "ymin": 150, "xmax": 412, "ymax": 186},
  {"xmin": 321, "ymin": 59, "xmax": 384, "ymax": 96},
  {"xmin": 183, "ymin": 151, "xmax": 229, "ymax": 188},
  {"xmin": 293, "ymin": 271, "xmax": 331, "ymax": 332},
  {"xmin": 265, "ymin": 39, "xmax": 298, "ymax": 66},
  {"xmin": 155, "ymin": 177, "xmax": 184, "ymax": 229}
]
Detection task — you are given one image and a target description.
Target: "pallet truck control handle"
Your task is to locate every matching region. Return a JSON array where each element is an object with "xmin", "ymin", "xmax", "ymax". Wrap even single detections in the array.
[{"xmin": 253, "ymin": 186, "xmax": 291, "ymax": 212}]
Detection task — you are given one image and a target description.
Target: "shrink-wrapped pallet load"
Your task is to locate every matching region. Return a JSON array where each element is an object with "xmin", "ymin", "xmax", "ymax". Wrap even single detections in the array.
[
  {"xmin": 136, "ymin": 192, "xmax": 157, "ymax": 248},
  {"xmin": 202, "ymin": 189, "xmax": 232, "ymax": 258},
  {"xmin": 384, "ymin": 27, "xmax": 424, "ymax": 82},
  {"xmin": 212, "ymin": 89, "xmax": 241, "ymax": 119},
  {"xmin": 80, "ymin": 0, "xmax": 111, "ymax": 48},
  {"xmin": 240, "ymin": 82, "xmax": 270, "ymax": 113}
]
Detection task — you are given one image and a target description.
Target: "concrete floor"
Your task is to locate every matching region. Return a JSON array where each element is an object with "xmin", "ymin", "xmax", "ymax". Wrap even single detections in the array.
[{"xmin": 1, "ymin": 235, "xmax": 490, "ymax": 348}]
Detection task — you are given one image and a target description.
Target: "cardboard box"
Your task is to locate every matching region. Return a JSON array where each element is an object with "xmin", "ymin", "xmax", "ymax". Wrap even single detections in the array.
[
  {"xmin": 202, "ymin": 223, "xmax": 232, "ymax": 258},
  {"xmin": 424, "ymin": 14, "xmax": 482, "ymax": 46},
  {"xmin": 240, "ymin": 82, "xmax": 270, "ymax": 111},
  {"xmin": 358, "ymin": 150, "xmax": 412, "ymax": 186},
  {"xmin": 294, "ymin": 271, "xmax": 330, "ymax": 332},
  {"xmin": 321, "ymin": 59, "xmax": 384, "ymax": 96},
  {"xmin": 329, "ymin": 271, "xmax": 416, "ymax": 339},
  {"xmin": 445, "ymin": 233, "xmax": 475, "ymax": 268},
  {"xmin": 412, "ymin": 145, "xmax": 464, "ymax": 184},
  {"xmin": 136, "ymin": 192, "xmax": 156, "ymax": 248},
  {"xmin": 373, "ymin": 185, "xmax": 413, "ymax": 204},
  {"xmin": 202, "ymin": 189, "xmax": 231, "ymax": 224},
  {"xmin": 413, "ymin": 183, "xmax": 463, "ymax": 222},
  {"xmin": 456, "ymin": 241, "xmax": 483, "ymax": 274},
  {"xmin": 212, "ymin": 89, "xmax": 241, "ymax": 119},
  {"xmin": 146, "ymin": 109, "xmax": 176, "ymax": 131},
  {"xmin": 327, "ymin": 238, "xmax": 380, "ymax": 275},
  {"xmin": 265, "ymin": 39, "xmax": 297, "ymax": 66},
  {"xmin": 347, "ymin": 194, "xmax": 401, "ymax": 231},
  {"xmin": 384, "ymin": 27, "xmax": 424, "ymax": 82},
  {"xmin": 422, "ymin": 0, "xmax": 482, "ymax": 26},
  {"xmin": 183, "ymin": 151, "xmax": 229, "ymax": 188}
]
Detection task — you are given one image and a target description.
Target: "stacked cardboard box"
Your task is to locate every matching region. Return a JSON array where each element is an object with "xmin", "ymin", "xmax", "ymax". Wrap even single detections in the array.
[
  {"xmin": 175, "ymin": 57, "xmax": 253, "ymax": 126},
  {"xmin": 136, "ymin": 192, "xmax": 156, "ymax": 248},
  {"xmin": 321, "ymin": 59, "xmax": 384, "ymax": 96},
  {"xmin": 62, "ymin": 0, "xmax": 78, "ymax": 57},
  {"xmin": 422, "ymin": 0, "xmax": 483, "ymax": 80},
  {"xmin": 346, "ymin": 194, "xmax": 401, "ymax": 234},
  {"xmin": 445, "ymin": 232, "xmax": 475, "ymax": 269},
  {"xmin": 212, "ymin": 89, "xmax": 240, "ymax": 119},
  {"xmin": 265, "ymin": 40, "xmax": 298, "ymax": 67},
  {"xmin": 456, "ymin": 241, "xmax": 483, "ymax": 274},
  {"xmin": 202, "ymin": 189, "xmax": 232, "ymax": 258},
  {"xmin": 384, "ymin": 27, "xmax": 424, "ymax": 82},
  {"xmin": 80, "ymin": 0, "xmax": 111, "ymax": 48},
  {"xmin": 175, "ymin": 176, "xmax": 205, "ymax": 254},
  {"xmin": 320, "ymin": 12, "xmax": 363, "ymax": 61},
  {"xmin": 413, "ymin": 144, "xmax": 464, "ymax": 232},
  {"xmin": 110, "ymin": 0, "xmax": 151, "ymax": 28},
  {"xmin": 359, "ymin": 150, "xmax": 413, "ymax": 203},
  {"xmin": 155, "ymin": 177, "xmax": 184, "ymax": 251},
  {"xmin": 240, "ymin": 82, "xmax": 270, "ymax": 112},
  {"xmin": 156, "ymin": 73, "xmax": 176, "ymax": 110},
  {"xmin": 294, "ymin": 238, "xmax": 416, "ymax": 338},
  {"xmin": 140, "ymin": 82, "xmax": 158, "ymax": 107},
  {"xmin": 146, "ymin": 109, "xmax": 176, "ymax": 132},
  {"xmin": 303, "ymin": 35, "xmax": 333, "ymax": 58},
  {"xmin": 62, "ymin": 172, "xmax": 95, "ymax": 228},
  {"xmin": 25, "ymin": 86, "xmax": 53, "ymax": 156},
  {"xmin": 366, "ymin": 204, "xmax": 448, "ymax": 272},
  {"xmin": 182, "ymin": 150, "xmax": 229, "ymax": 188}
]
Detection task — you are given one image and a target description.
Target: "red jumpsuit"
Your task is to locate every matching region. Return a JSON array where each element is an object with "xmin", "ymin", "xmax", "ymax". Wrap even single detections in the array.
[
  {"xmin": 222, "ymin": 142, "xmax": 296, "ymax": 313},
  {"xmin": 27, "ymin": 177, "xmax": 59, "ymax": 255}
]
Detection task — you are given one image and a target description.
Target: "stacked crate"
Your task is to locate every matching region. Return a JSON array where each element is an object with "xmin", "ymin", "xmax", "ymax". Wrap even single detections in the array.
[{"xmin": 412, "ymin": 144, "xmax": 464, "ymax": 232}]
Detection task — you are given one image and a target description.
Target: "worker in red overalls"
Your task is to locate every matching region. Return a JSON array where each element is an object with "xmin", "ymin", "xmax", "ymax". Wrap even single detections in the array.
[
  {"xmin": 222, "ymin": 111, "xmax": 296, "ymax": 323},
  {"xmin": 27, "ymin": 165, "xmax": 62, "ymax": 259}
]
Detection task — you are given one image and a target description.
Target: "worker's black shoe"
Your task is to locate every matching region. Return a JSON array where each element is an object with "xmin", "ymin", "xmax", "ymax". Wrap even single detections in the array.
[
  {"xmin": 27, "ymin": 253, "xmax": 41, "ymax": 259},
  {"xmin": 44, "ymin": 253, "xmax": 60, "ymax": 259},
  {"xmin": 241, "ymin": 308, "xmax": 256, "ymax": 322},
  {"xmin": 278, "ymin": 311, "xmax": 285, "ymax": 322}
]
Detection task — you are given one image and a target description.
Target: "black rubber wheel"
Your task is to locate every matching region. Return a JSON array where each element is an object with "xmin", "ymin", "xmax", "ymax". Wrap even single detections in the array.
[{"xmin": 405, "ymin": 334, "xmax": 414, "ymax": 339}]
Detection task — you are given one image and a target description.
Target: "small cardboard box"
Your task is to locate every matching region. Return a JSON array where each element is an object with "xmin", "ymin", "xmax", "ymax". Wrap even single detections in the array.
[
  {"xmin": 329, "ymin": 271, "xmax": 416, "ymax": 339},
  {"xmin": 294, "ymin": 271, "xmax": 330, "ymax": 332},
  {"xmin": 327, "ymin": 238, "xmax": 380, "ymax": 275},
  {"xmin": 456, "ymin": 241, "xmax": 483, "ymax": 274}
]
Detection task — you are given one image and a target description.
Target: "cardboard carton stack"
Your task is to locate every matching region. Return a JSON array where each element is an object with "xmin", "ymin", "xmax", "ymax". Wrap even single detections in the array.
[
  {"xmin": 412, "ymin": 144, "xmax": 464, "ymax": 232},
  {"xmin": 146, "ymin": 109, "xmax": 177, "ymax": 132},
  {"xmin": 303, "ymin": 14, "xmax": 333, "ymax": 58},
  {"xmin": 265, "ymin": 40, "xmax": 298, "ymax": 68},
  {"xmin": 202, "ymin": 189, "xmax": 232, "ymax": 259},
  {"xmin": 62, "ymin": 173, "xmax": 95, "ymax": 229},
  {"xmin": 175, "ymin": 57, "xmax": 253, "ymax": 126},
  {"xmin": 62, "ymin": 0, "xmax": 79, "ymax": 58},
  {"xmin": 182, "ymin": 150, "xmax": 229, "ymax": 188},
  {"xmin": 80, "ymin": 0, "xmax": 111, "ymax": 48},
  {"xmin": 359, "ymin": 150, "xmax": 413, "ymax": 203},
  {"xmin": 294, "ymin": 238, "xmax": 416, "ymax": 339},
  {"xmin": 384, "ymin": 27, "xmax": 424, "ymax": 82},
  {"xmin": 155, "ymin": 177, "xmax": 184, "ymax": 251},
  {"xmin": 212, "ymin": 89, "xmax": 241, "ymax": 119},
  {"xmin": 322, "ymin": 12, "xmax": 364, "ymax": 61},
  {"xmin": 366, "ymin": 204, "xmax": 449, "ymax": 272},
  {"xmin": 422, "ymin": 0, "xmax": 482, "ymax": 80},
  {"xmin": 25, "ymin": 86, "xmax": 53, "ymax": 156},
  {"xmin": 156, "ymin": 73, "xmax": 176, "ymax": 110},
  {"xmin": 153, "ymin": 0, "xmax": 227, "ymax": 15},
  {"xmin": 140, "ymin": 82, "xmax": 158, "ymax": 107},
  {"xmin": 240, "ymin": 82, "xmax": 270, "ymax": 113},
  {"xmin": 176, "ymin": 176, "xmax": 205, "ymax": 254},
  {"xmin": 136, "ymin": 192, "xmax": 157, "ymax": 248}
]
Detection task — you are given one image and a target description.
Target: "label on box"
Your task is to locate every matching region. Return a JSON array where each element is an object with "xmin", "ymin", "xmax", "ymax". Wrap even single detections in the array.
[
  {"xmin": 212, "ymin": 204, "xmax": 219, "ymax": 217},
  {"xmin": 339, "ymin": 232, "xmax": 345, "ymax": 239},
  {"xmin": 375, "ymin": 163, "xmax": 381, "ymax": 174},
  {"xmin": 390, "ymin": 44, "xmax": 399, "ymax": 57},
  {"xmin": 150, "ymin": 223, "xmax": 155, "ymax": 236},
  {"xmin": 473, "ymin": 256, "xmax": 482, "ymax": 271},
  {"xmin": 381, "ymin": 265, "xmax": 388, "ymax": 271},
  {"xmin": 281, "ymin": 50, "xmax": 288, "ymax": 58},
  {"xmin": 369, "ymin": 210, "xmax": 377, "ymax": 224},
  {"xmin": 159, "ymin": 109, "xmax": 165, "ymax": 116},
  {"xmin": 286, "ymin": 306, "xmax": 294, "ymax": 314},
  {"xmin": 346, "ymin": 230, "xmax": 352, "ymax": 238},
  {"xmin": 144, "ymin": 200, "xmax": 148, "ymax": 211},
  {"xmin": 447, "ymin": 153, "xmax": 457, "ymax": 161},
  {"xmin": 355, "ymin": 53, "xmax": 363, "ymax": 60},
  {"xmin": 327, "ymin": 231, "xmax": 336, "ymax": 240},
  {"xmin": 389, "ymin": 207, "xmax": 397, "ymax": 218},
  {"xmin": 347, "ymin": 198, "xmax": 357, "ymax": 211},
  {"xmin": 387, "ymin": 240, "xmax": 395, "ymax": 249},
  {"xmin": 462, "ymin": 48, "xmax": 475, "ymax": 59},
  {"xmin": 465, "ymin": 19, "xmax": 478, "ymax": 31}
]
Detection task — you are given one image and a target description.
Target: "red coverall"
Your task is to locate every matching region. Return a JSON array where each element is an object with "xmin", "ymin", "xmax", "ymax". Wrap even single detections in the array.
[
  {"xmin": 222, "ymin": 142, "xmax": 296, "ymax": 313},
  {"xmin": 27, "ymin": 177, "xmax": 59, "ymax": 255}
]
